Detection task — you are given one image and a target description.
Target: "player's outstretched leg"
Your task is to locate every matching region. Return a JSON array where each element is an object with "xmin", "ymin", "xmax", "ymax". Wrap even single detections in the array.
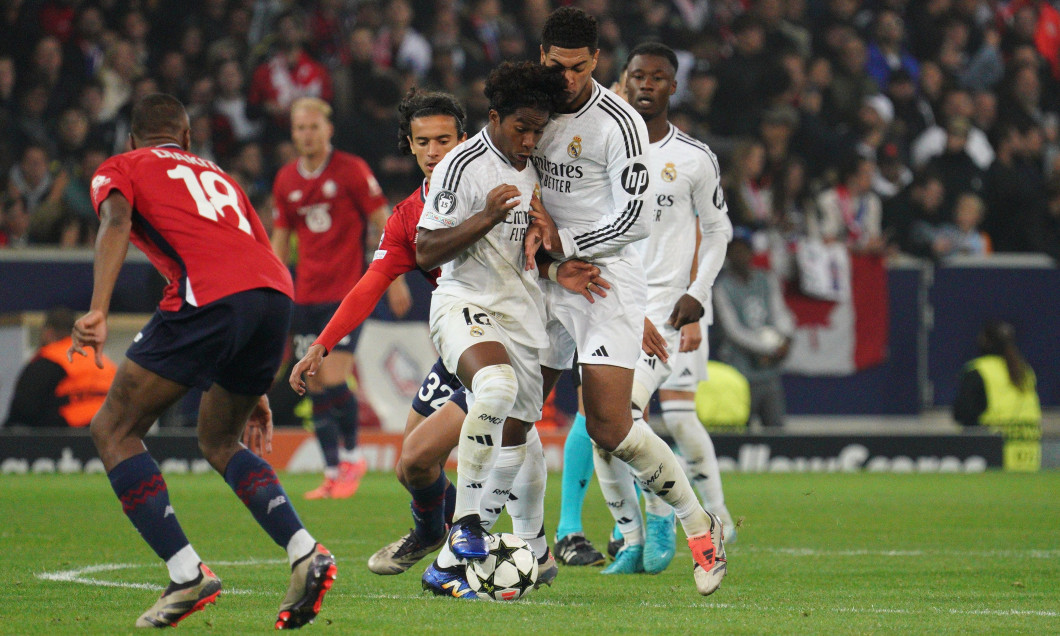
[
  {"xmin": 610, "ymin": 419, "xmax": 726, "ymax": 594},
  {"xmin": 198, "ymin": 385, "xmax": 337, "ymax": 627},
  {"xmin": 554, "ymin": 412, "xmax": 606, "ymax": 566},
  {"xmin": 371, "ymin": 398, "xmax": 465, "ymax": 575},
  {"xmin": 90, "ymin": 362, "xmax": 221, "ymax": 628}
]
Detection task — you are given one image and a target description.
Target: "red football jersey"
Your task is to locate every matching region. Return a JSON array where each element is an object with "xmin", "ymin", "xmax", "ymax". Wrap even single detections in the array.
[
  {"xmin": 91, "ymin": 145, "xmax": 293, "ymax": 311},
  {"xmin": 368, "ymin": 180, "xmax": 441, "ymax": 287},
  {"xmin": 272, "ymin": 150, "xmax": 388, "ymax": 303}
]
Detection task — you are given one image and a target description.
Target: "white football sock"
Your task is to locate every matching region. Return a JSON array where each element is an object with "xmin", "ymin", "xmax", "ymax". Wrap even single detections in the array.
[
  {"xmin": 610, "ymin": 418, "xmax": 711, "ymax": 538},
  {"xmin": 286, "ymin": 529, "xmax": 317, "ymax": 567},
  {"xmin": 338, "ymin": 447, "xmax": 364, "ymax": 464},
  {"xmin": 593, "ymin": 441, "xmax": 644, "ymax": 546},
  {"xmin": 642, "ymin": 487, "xmax": 671, "ymax": 517},
  {"xmin": 436, "ymin": 539, "xmax": 461, "ymax": 569},
  {"xmin": 662, "ymin": 400, "xmax": 727, "ymax": 512},
  {"xmin": 508, "ymin": 427, "xmax": 547, "ymax": 553},
  {"xmin": 453, "ymin": 365, "xmax": 518, "ymax": 521},
  {"xmin": 166, "ymin": 544, "xmax": 202, "ymax": 584},
  {"xmin": 479, "ymin": 442, "xmax": 527, "ymax": 529}
]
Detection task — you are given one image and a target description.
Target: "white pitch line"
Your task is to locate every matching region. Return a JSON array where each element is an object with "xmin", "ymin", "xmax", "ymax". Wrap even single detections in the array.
[
  {"xmin": 37, "ymin": 561, "xmax": 1058, "ymax": 620},
  {"xmin": 736, "ymin": 546, "xmax": 1060, "ymax": 559},
  {"xmin": 37, "ymin": 559, "xmax": 286, "ymax": 596}
]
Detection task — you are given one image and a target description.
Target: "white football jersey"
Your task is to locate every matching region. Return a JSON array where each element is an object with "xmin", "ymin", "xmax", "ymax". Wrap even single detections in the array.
[
  {"xmin": 637, "ymin": 123, "xmax": 733, "ymax": 317},
  {"xmin": 418, "ymin": 128, "xmax": 546, "ymax": 345},
  {"xmin": 532, "ymin": 80, "xmax": 653, "ymax": 264}
]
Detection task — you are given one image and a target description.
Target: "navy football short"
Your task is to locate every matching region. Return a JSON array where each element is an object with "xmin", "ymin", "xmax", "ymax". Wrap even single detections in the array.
[
  {"xmin": 412, "ymin": 357, "xmax": 467, "ymax": 417},
  {"xmin": 291, "ymin": 301, "xmax": 362, "ymax": 358},
  {"xmin": 127, "ymin": 288, "xmax": 291, "ymax": 395}
]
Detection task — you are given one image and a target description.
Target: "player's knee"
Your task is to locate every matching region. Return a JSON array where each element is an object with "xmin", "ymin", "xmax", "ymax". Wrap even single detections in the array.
[
  {"xmin": 631, "ymin": 380, "xmax": 653, "ymax": 413},
  {"xmin": 471, "ymin": 364, "xmax": 518, "ymax": 416},
  {"xmin": 197, "ymin": 431, "xmax": 241, "ymax": 471}
]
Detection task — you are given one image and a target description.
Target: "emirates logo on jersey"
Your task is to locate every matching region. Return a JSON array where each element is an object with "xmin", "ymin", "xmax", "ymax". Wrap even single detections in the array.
[
  {"xmin": 567, "ymin": 136, "xmax": 582, "ymax": 159},
  {"xmin": 662, "ymin": 162, "xmax": 677, "ymax": 182},
  {"xmin": 322, "ymin": 179, "xmax": 337, "ymax": 198},
  {"xmin": 288, "ymin": 190, "xmax": 303, "ymax": 203}
]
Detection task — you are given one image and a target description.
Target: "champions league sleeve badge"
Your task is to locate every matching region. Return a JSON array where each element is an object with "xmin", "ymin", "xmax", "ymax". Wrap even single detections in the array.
[{"xmin": 435, "ymin": 190, "xmax": 457, "ymax": 215}]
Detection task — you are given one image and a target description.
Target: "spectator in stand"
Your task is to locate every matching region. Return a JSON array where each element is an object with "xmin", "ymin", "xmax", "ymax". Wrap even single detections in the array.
[
  {"xmin": 69, "ymin": 4, "xmax": 106, "ymax": 80},
  {"xmin": 53, "ymin": 107, "xmax": 91, "ymax": 172},
  {"xmin": 934, "ymin": 192, "xmax": 992, "ymax": 259},
  {"xmin": 0, "ymin": 193, "xmax": 29, "ymax": 248},
  {"xmin": 873, "ymin": 140, "xmax": 913, "ymax": 201},
  {"xmin": 5, "ymin": 306, "xmax": 116, "ymax": 428},
  {"xmin": 723, "ymin": 138, "xmax": 772, "ymax": 231},
  {"xmin": 982, "ymin": 123, "xmax": 1040, "ymax": 253},
  {"xmin": 912, "ymin": 88, "xmax": 995, "ymax": 170},
  {"xmin": 926, "ymin": 116, "xmax": 986, "ymax": 214},
  {"xmin": 713, "ymin": 228, "xmax": 795, "ymax": 429},
  {"xmin": 373, "ymin": 0, "xmax": 431, "ymax": 79},
  {"xmin": 1000, "ymin": 0, "xmax": 1060, "ymax": 82},
  {"xmin": 823, "ymin": 33, "xmax": 879, "ymax": 129},
  {"xmin": 865, "ymin": 9, "xmax": 920, "ymax": 92},
  {"xmin": 998, "ymin": 63, "xmax": 1046, "ymax": 133},
  {"xmin": 27, "ymin": 35, "xmax": 78, "ymax": 122},
  {"xmin": 248, "ymin": 9, "xmax": 333, "ymax": 142},
  {"xmin": 759, "ymin": 104, "xmax": 799, "ymax": 184},
  {"xmin": 1032, "ymin": 175, "xmax": 1060, "ymax": 261},
  {"xmin": 60, "ymin": 144, "xmax": 107, "ymax": 234},
  {"xmin": 711, "ymin": 13, "xmax": 774, "ymax": 138},
  {"xmin": 816, "ymin": 154, "xmax": 885, "ymax": 253},
  {"xmin": 883, "ymin": 171, "xmax": 944, "ymax": 256}
]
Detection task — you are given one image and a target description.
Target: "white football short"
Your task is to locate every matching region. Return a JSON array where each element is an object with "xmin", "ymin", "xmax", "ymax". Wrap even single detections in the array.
[
  {"xmin": 539, "ymin": 255, "xmax": 646, "ymax": 370},
  {"xmin": 429, "ymin": 296, "xmax": 544, "ymax": 423}
]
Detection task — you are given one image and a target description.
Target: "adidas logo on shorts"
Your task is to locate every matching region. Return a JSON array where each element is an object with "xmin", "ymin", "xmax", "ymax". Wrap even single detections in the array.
[{"xmin": 590, "ymin": 345, "xmax": 609, "ymax": 357}]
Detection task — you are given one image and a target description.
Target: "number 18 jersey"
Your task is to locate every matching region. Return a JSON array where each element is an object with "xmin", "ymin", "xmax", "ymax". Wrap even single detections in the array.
[{"xmin": 91, "ymin": 144, "xmax": 294, "ymax": 311}]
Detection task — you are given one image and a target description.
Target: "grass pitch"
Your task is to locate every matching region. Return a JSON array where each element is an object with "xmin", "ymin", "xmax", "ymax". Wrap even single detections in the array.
[{"xmin": 2, "ymin": 469, "xmax": 1058, "ymax": 634}]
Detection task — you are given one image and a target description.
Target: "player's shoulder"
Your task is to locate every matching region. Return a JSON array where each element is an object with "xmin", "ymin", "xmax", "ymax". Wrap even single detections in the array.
[
  {"xmin": 392, "ymin": 184, "xmax": 426, "ymax": 219},
  {"xmin": 273, "ymin": 159, "xmax": 300, "ymax": 184},
  {"xmin": 434, "ymin": 131, "xmax": 491, "ymax": 192},
  {"xmin": 669, "ymin": 127, "xmax": 720, "ymax": 174},
  {"xmin": 584, "ymin": 82, "xmax": 646, "ymax": 156}
]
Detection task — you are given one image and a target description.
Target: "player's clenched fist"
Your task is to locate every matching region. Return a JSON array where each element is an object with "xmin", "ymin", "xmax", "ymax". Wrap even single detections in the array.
[{"xmin": 483, "ymin": 184, "xmax": 522, "ymax": 224}]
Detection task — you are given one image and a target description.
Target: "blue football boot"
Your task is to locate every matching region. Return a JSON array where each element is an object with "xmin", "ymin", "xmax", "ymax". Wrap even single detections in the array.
[
  {"xmin": 447, "ymin": 517, "xmax": 490, "ymax": 561},
  {"xmin": 643, "ymin": 511, "xmax": 677, "ymax": 574},
  {"xmin": 421, "ymin": 562, "xmax": 478, "ymax": 599},
  {"xmin": 601, "ymin": 544, "xmax": 644, "ymax": 574}
]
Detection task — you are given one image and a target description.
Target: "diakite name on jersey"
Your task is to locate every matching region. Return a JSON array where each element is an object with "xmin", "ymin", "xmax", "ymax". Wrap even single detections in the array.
[
  {"xmin": 531, "ymin": 155, "xmax": 583, "ymax": 194},
  {"xmin": 150, "ymin": 147, "xmax": 223, "ymax": 172}
]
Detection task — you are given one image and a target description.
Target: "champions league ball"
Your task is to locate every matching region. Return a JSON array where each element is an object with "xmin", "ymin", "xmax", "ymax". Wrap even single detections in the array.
[{"xmin": 465, "ymin": 533, "xmax": 539, "ymax": 601}]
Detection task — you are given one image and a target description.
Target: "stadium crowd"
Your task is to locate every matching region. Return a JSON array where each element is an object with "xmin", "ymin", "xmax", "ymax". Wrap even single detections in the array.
[{"xmin": 0, "ymin": 0, "xmax": 1059, "ymax": 264}]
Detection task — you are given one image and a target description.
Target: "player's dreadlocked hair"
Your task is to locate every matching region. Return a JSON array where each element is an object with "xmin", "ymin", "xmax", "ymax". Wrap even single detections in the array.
[
  {"xmin": 131, "ymin": 93, "xmax": 187, "ymax": 141},
  {"xmin": 627, "ymin": 42, "xmax": 679, "ymax": 73},
  {"xmin": 397, "ymin": 87, "xmax": 467, "ymax": 155},
  {"xmin": 541, "ymin": 7, "xmax": 598, "ymax": 53},
  {"xmin": 484, "ymin": 61, "xmax": 566, "ymax": 120}
]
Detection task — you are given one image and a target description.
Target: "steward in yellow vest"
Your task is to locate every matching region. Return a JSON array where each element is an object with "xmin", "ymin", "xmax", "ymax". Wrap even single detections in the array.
[{"xmin": 953, "ymin": 322, "xmax": 1041, "ymax": 471}]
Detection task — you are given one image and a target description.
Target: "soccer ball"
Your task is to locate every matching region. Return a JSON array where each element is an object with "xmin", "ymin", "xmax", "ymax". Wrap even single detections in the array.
[{"xmin": 465, "ymin": 533, "xmax": 539, "ymax": 601}]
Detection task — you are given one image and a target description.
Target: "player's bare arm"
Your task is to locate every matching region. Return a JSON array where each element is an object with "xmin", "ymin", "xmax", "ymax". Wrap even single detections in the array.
[
  {"xmin": 416, "ymin": 183, "xmax": 521, "ymax": 270},
  {"xmin": 269, "ymin": 225, "xmax": 291, "ymax": 264},
  {"xmin": 69, "ymin": 190, "xmax": 133, "ymax": 369}
]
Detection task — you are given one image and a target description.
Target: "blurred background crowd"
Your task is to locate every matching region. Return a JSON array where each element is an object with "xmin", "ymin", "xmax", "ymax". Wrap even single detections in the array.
[{"xmin": 1, "ymin": 0, "xmax": 1059, "ymax": 266}]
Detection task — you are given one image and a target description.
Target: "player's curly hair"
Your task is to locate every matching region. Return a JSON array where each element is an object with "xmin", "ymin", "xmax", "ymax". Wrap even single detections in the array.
[
  {"xmin": 627, "ymin": 42, "xmax": 679, "ymax": 73},
  {"xmin": 397, "ymin": 87, "xmax": 467, "ymax": 155},
  {"xmin": 484, "ymin": 61, "xmax": 566, "ymax": 120},
  {"xmin": 541, "ymin": 7, "xmax": 598, "ymax": 53}
]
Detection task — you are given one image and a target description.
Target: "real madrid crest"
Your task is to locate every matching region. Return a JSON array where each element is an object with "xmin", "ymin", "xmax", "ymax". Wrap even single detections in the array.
[
  {"xmin": 567, "ymin": 136, "xmax": 582, "ymax": 159},
  {"xmin": 470, "ymin": 326, "xmax": 484, "ymax": 337},
  {"xmin": 662, "ymin": 162, "xmax": 677, "ymax": 182}
]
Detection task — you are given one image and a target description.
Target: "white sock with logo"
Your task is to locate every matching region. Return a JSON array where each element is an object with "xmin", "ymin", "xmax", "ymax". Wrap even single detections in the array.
[
  {"xmin": 507, "ymin": 428, "xmax": 548, "ymax": 557},
  {"xmin": 453, "ymin": 364, "xmax": 518, "ymax": 521},
  {"xmin": 593, "ymin": 442, "xmax": 644, "ymax": 546},
  {"xmin": 479, "ymin": 442, "xmax": 527, "ymax": 529},
  {"xmin": 611, "ymin": 418, "xmax": 710, "ymax": 538}
]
